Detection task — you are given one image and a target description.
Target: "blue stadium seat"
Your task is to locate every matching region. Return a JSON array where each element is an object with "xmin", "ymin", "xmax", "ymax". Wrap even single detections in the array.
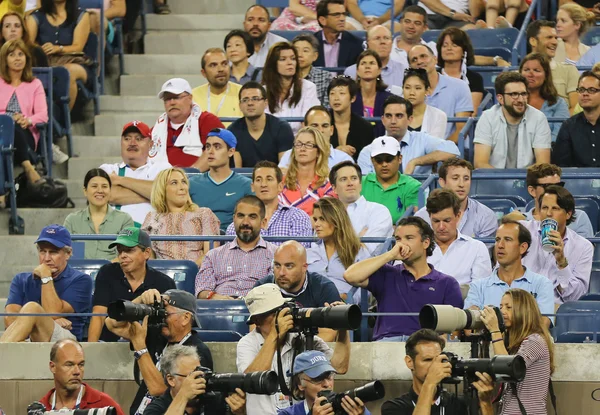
[
  {"xmin": 195, "ymin": 300, "xmax": 250, "ymax": 335},
  {"xmin": 575, "ymin": 198, "xmax": 599, "ymax": 235},
  {"xmin": 0, "ymin": 115, "xmax": 24, "ymax": 234},
  {"xmin": 31, "ymin": 67, "xmax": 53, "ymax": 175},
  {"xmin": 68, "ymin": 259, "xmax": 110, "ymax": 282},
  {"xmin": 581, "ymin": 27, "xmax": 600, "ymax": 48},
  {"xmin": 51, "ymin": 66, "xmax": 74, "ymax": 158},
  {"xmin": 590, "ymin": 270, "xmax": 600, "ymax": 293},
  {"xmin": 78, "ymin": 0, "xmax": 105, "ymax": 96},
  {"xmin": 594, "ymin": 243, "xmax": 600, "ymax": 265},
  {"xmin": 580, "ymin": 293, "xmax": 600, "ymax": 301},
  {"xmin": 473, "ymin": 198, "xmax": 518, "ymax": 219},
  {"xmin": 197, "ymin": 330, "xmax": 244, "ymax": 342},
  {"xmin": 107, "ymin": 17, "xmax": 125, "ymax": 76},
  {"xmin": 422, "ymin": 28, "xmax": 525, "ymax": 59},
  {"xmin": 271, "ymin": 30, "xmax": 309, "ymax": 42},
  {"xmin": 561, "ymin": 173, "xmax": 600, "ymax": 197},
  {"xmin": 471, "ymin": 169, "xmax": 530, "ymax": 202},
  {"xmin": 471, "ymin": 194, "xmax": 527, "ymax": 208},
  {"xmin": 77, "ymin": 32, "xmax": 101, "ymax": 116},
  {"xmin": 147, "ymin": 259, "xmax": 199, "ymax": 294},
  {"xmin": 555, "ymin": 301, "xmax": 600, "ymax": 343}
]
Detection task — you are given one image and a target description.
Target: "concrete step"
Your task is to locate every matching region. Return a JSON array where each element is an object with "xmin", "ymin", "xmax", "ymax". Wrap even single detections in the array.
[
  {"xmin": 146, "ymin": 14, "xmax": 244, "ymax": 31},
  {"xmin": 68, "ymin": 156, "xmax": 122, "ymax": 181},
  {"xmin": 100, "ymin": 95, "xmax": 164, "ymax": 113},
  {"xmin": 0, "ymin": 209, "xmax": 79, "ymax": 236},
  {"xmin": 169, "ymin": 0, "xmax": 253, "ymax": 14},
  {"xmin": 124, "ymin": 54, "xmax": 200, "ymax": 75},
  {"xmin": 73, "ymin": 136, "xmax": 121, "ymax": 158},
  {"xmin": 95, "ymin": 113, "xmax": 160, "ymax": 136},
  {"xmin": 144, "ymin": 31, "xmax": 233, "ymax": 55},
  {"xmin": 121, "ymin": 74, "xmax": 203, "ymax": 96}
]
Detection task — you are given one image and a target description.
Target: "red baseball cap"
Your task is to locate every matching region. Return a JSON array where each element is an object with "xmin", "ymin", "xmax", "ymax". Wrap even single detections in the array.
[{"xmin": 122, "ymin": 120, "xmax": 151, "ymax": 138}]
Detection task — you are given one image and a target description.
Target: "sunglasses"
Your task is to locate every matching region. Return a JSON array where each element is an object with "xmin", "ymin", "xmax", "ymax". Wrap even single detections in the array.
[
  {"xmin": 373, "ymin": 154, "xmax": 396, "ymax": 164},
  {"xmin": 536, "ymin": 182, "xmax": 565, "ymax": 189}
]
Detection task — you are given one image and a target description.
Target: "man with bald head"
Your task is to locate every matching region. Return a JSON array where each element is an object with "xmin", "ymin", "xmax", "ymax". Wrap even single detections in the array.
[
  {"xmin": 344, "ymin": 25, "xmax": 408, "ymax": 88},
  {"xmin": 39, "ymin": 339, "xmax": 125, "ymax": 412}
]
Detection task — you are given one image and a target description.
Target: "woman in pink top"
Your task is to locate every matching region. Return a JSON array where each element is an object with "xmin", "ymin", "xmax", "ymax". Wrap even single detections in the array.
[
  {"xmin": 279, "ymin": 126, "xmax": 334, "ymax": 215},
  {"xmin": 142, "ymin": 167, "xmax": 220, "ymax": 266},
  {"xmin": 0, "ymin": 38, "xmax": 48, "ymax": 208},
  {"xmin": 270, "ymin": 0, "xmax": 322, "ymax": 32}
]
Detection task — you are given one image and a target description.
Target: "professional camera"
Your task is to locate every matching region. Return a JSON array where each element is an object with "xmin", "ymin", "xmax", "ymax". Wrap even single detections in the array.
[
  {"xmin": 279, "ymin": 302, "xmax": 362, "ymax": 331},
  {"xmin": 107, "ymin": 299, "xmax": 166, "ymax": 326},
  {"xmin": 28, "ymin": 402, "xmax": 116, "ymax": 415},
  {"xmin": 196, "ymin": 366, "xmax": 278, "ymax": 395},
  {"xmin": 317, "ymin": 381, "xmax": 385, "ymax": 415},
  {"xmin": 440, "ymin": 351, "xmax": 526, "ymax": 383},
  {"xmin": 419, "ymin": 304, "xmax": 505, "ymax": 333}
]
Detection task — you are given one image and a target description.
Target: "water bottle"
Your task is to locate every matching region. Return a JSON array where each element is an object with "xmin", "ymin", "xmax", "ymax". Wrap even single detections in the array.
[{"xmin": 583, "ymin": 336, "xmax": 596, "ymax": 343}]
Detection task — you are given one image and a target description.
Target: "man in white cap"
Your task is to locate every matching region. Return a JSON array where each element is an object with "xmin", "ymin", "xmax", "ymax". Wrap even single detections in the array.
[
  {"xmin": 151, "ymin": 77, "xmax": 225, "ymax": 170},
  {"xmin": 236, "ymin": 284, "xmax": 351, "ymax": 415}
]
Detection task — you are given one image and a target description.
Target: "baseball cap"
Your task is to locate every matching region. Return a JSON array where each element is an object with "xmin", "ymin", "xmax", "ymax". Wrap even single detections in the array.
[
  {"xmin": 207, "ymin": 128, "xmax": 237, "ymax": 149},
  {"xmin": 122, "ymin": 121, "xmax": 151, "ymax": 138},
  {"xmin": 35, "ymin": 224, "xmax": 72, "ymax": 248},
  {"xmin": 108, "ymin": 227, "xmax": 152, "ymax": 249},
  {"xmin": 158, "ymin": 78, "xmax": 193, "ymax": 100},
  {"xmin": 244, "ymin": 284, "xmax": 290, "ymax": 324},
  {"xmin": 292, "ymin": 351, "xmax": 337, "ymax": 377},
  {"xmin": 164, "ymin": 289, "xmax": 202, "ymax": 328},
  {"xmin": 370, "ymin": 136, "xmax": 400, "ymax": 157}
]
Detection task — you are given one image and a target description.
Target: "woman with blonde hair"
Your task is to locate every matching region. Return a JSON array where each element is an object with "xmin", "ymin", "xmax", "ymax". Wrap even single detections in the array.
[
  {"xmin": 279, "ymin": 126, "xmax": 334, "ymax": 215},
  {"xmin": 142, "ymin": 168, "xmax": 220, "ymax": 265},
  {"xmin": 307, "ymin": 197, "xmax": 370, "ymax": 303},
  {"xmin": 480, "ymin": 288, "xmax": 555, "ymax": 414},
  {"xmin": 555, "ymin": 3, "xmax": 595, "ymax": 64}
]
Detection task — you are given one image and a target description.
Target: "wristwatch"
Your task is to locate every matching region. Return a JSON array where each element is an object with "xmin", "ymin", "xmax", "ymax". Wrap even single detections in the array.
[
  {"xmin": 41, "ymin": 277, "xmax": 53, "ymax": 284},
  {"xmin": 449, "ymin": 9, "xmax": 456, "ymax": 18},
  {"xmin": 134, "ymin": 348, "xmax": 148, "ymax": 360},
  {"xmin": 493, "ymin": 55, "xmax": 502, "ymax": 66}
]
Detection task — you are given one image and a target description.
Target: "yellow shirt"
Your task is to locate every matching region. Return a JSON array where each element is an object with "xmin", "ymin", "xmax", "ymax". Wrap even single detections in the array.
[
  {"xmin": 191, "ymin": 82, "xmax": 242, "ymax": 127},
  {"xmin": 0, "ymin": 0, "xmax": 25, "ymax": 20}
]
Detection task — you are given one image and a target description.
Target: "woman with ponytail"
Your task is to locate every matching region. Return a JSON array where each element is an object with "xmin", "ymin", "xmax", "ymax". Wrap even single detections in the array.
[{"xmin": 555, "ymin": 3, "xmax": 595, "ymax": 65}]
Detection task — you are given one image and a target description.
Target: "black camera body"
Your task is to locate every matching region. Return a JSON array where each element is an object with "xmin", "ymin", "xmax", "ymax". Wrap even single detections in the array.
[
  {"xmin": 278, "ymin": 302, "xmax": 362, "ymax": 332},
  {"xmin": 196, "ymin": 366, "xmax": 278, "ymax": 395},
  {"xmin": 440, "ymin": 351, "xmax": 526, "ymax": 383},
  {"xmin": 317, "ymin": 381, "xmax": 385, "ymax": 415},
  {"xmin": 107, "ymin": 299, "xmax": 166, "ymax": 327},
  {"xmin": 27, "ymin": 402, "xmax": 116, "ymax": 415}
]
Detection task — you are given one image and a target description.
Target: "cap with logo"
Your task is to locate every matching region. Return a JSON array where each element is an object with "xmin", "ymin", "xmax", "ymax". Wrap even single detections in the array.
[
  {"xmin": 292, "ymin": 350, "xmax": 337, "ymax": 377},
  {"xmin": 370, "ymin": 136, "xmax": 401, "ymax": 157},
  {"xmin": 35, "ymin": 224, "xmax": 72, "ymax": 248},
  {"xmin": 122, "ymin": 121, "xmax": 151, "ymax": 138},
  {"xmin": 158, "ymin": 78, "xmax": 193, "ymax": 100},
  {"xmin": 207, "ymin": 128, "xmax": 237, "ymax": 149},
  {"xmin": 164, "ymin": 289, "xmax": 202, "ymax": 328},
  {"xmin": 244, "ymin": 283, "xmax": 289, "ymax": 324},
  {"xmin": 108, "ymin": 227, "xmax": 152, "ymax": 249}
]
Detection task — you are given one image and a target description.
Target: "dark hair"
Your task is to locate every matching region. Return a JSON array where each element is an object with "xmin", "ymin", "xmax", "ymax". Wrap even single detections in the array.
[
  {"xmin": 538, "ymin": 185, "xmax": 576, "ymax": 225},
  {"xmin": 383, "ymin": 95, "xmax": 414, "ymax": 118},
  {"xmin": 304, "ymin": 105, "xmax": 333, "ymax": 124},
  {"xmin": 262, "ymin": 42, "xmax": 303, "ymax": 113},
  {"xmin": 578, "ymin": 70, "xmax": 600, "ymax": 88},
  {"xmin": 327, "ymin": 75, "xmax": 359, "ymax": 98},
  {"xmin": 224, "ymin": 29, "xmax": 254, "ymax": 58},
  {"xmin": 245, "ymin": 4, "xmax": 270, "ymax": 19},
  {"xmin": 426, "ymin": 188, "xmax": 461, "ymax": 216},
  {"xmin": 252, "ymin": 160, "xmax": 283, "ymax": 183},
  {"xmin": 292, "ymin": 34, "xmax": 320, "ymax": 52},
  {"xmin": 436, "ymin": 27, "xmax": 475, "ymax": 67},
  {"xmin": 201, "ymin": 47, "xmax": 226, "ymax": 70},
  {"xmin": 329, "ymin": 161, "xmax": 362, "ymax": 185},
  {"xmin": 438, "ymin": 158, "xmax": 473, "ymax": 180},
  {"xmin": 499, "ymin": 218, "xmax": 532, "ymax": 258},
  {"xmin": 402, "ymin": 68, "xmax": 430, "ymax": 89},
  {"xmin": 494, "ymin": 71, "xmax": 528, "ymax": 95},
  {"xmin": 239, "ymin": 81, "xmax": 267, "ymax": 100},
  {"xmin": 405, "ymin": 329, "xmax": 445, "ymax": 360},
  {"xmin": 519, "ymin": 53, "xmax": 558, "ymax": 106},
  {"xmin": 317, "ymin": 0, "xmax": 345, "ymax": 27},
  {"xmin": 41, "ymin": 0, "xmax": 80, "ymax": 25},
  {"xmin": 50, "ymin": 339, "xmax": 82, "ymax": 362},
  {"xmin": 396, "ymin": 216, "xmax": 436, "ymax": 257},
  {"xmin": 356, "ymin": 50, "xmax": 388, "ymax": 92},
  {"xmin": 235, "ymin": 195, "xmax": 266, "ymax": 219},
  {"xmin": 84, "ymin": 168, "xmax": 112, "ymax": 189},
  {"xmin": 526, "ymin": 20, "xmax": 555, "ymax": 53},
  {"xmin": 525, "ymin": 163, "xmax": 562, "ymax": 187},
  {"xmin": 401, "ymin": 5, "xmax": 428, "ymax": 21}
]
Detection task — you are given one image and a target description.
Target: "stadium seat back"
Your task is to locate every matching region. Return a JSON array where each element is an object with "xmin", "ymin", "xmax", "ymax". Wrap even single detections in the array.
[
  {"xmin": 31, "ymin": 67, "xmax": 53, "ymax": 172},
  {"xmin": 471, "ymin": 198, "xmax": 518, "ymax": 220},
  {"xmin": 471, "ymin": 170, "xmax": 530, "ymax": 202},
  {"xmin": 582, "ymin": 27, "xmax": 600, "ymax": 48},
  {"xmin": 423, "ymin": 28, "xmax": 524, "ymax": 58},
  {"xmin": 589, "ymin": 270, "xmax": 600, "ymax": 293},
  {"xmin": 471, "ymin": 194, "xmax": 527, "ymax": 208},
  {"xmin": 555, "ymin": 301, "xmax": 600, "ymax": 342},
  {"xmin": 147, "ymin": 259, "xmax": 199, "ymax": 295},
  {"xmin": 195, "ymin": 300, "xmax": 250, "ymax": 335},
  {"xmin": 196, "ymin": 330, "xmax": 244, "ymax": 342},
  {"xmin": 68, "ymin": 259, "xmax": 110, "ymax": 282},
  {"xmin": 574, "ymin": 197, "xmax": 600, "ymax": 234}
]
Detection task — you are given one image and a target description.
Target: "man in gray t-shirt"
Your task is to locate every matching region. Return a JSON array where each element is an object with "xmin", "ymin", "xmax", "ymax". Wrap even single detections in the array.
[{"xmin": 505, "ymin": 123, "xmax": 519, "ymax": 168}]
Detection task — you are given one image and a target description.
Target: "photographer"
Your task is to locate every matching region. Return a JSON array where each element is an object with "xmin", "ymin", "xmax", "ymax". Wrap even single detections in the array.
[
  {"xmin": 479, "ymin": 289, "xmax": 555, "ymax": 414},
  {"xmin": 237, "ymin": 284, "xmax": 351, "ymax": 415},
  {"xmin": 282, "ymin": 350, "xmax": 369, "ymax": 415},
  {"xmin": 105, "ymin": 289, "xmax": 213, "ymax": 415},
  {"xmin": 381, "ymin": 329, "xmax": 494, "ymax": 415},
  {"xmin": 144, "ymin": 345, "xmax": 246, "ymax": 415}
]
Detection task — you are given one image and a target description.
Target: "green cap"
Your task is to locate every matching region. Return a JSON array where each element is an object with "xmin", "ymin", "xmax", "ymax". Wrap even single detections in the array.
[{"xmin": 108, "ymin": 227, "xmax": 151, "ymax": 249}]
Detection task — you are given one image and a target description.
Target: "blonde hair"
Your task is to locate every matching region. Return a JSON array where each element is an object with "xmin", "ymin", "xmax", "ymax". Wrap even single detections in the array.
[
  {"xmin": 284, "ymin": 127, "xmax": 330, "ymax": 191},
  {"xmin": 150, "ymin": 168, "xmax": 198, "ymax": 213},
  {"xmin": 0, "ymin": 39, "xmax": 33, "ymax": 83},
  {"xmin": 560, "ymin": 3, "xmax": 596, "ymax": 35},
  {"xmin": 592, "ymin": 62, "xmax": 600, "ymax": 74},
  {"xmin": 503, "ymin": 288, "xmax": 555, "ymax": 375}
]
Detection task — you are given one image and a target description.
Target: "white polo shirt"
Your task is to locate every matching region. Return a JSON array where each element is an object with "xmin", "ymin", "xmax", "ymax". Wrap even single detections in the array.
[{"xmin": 99, "ymin": 160, "xmax": 171, "ymax": 225}]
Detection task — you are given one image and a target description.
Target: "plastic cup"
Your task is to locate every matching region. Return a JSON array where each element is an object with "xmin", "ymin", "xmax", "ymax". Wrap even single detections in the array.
[{"xmin": 541, "ymin": 218, "xmax": 558, "ymax": 252}]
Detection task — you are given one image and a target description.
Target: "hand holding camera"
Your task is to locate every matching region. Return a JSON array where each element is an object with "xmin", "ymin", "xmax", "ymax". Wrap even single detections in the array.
[
  {"xmin": 269, "ymin": 308, "xmax": 295, "ymax": 343},
  {"xmin": 479, "ymin": 306, "xmax": 501, "ymax": 333},
  {"xmin": 471, "ymin": 371, "xmax": 495, "ymax": 403},
  {"xmin": 224, "ymin": 388, "xmax": 246, "ymax": 415},
  {"xmin": 339, "ymin": 396, "xmax": 365, "ymax": 415},
  {"xmin": 135, "ymin": 289, "xmax": 162, "ymax": 305},
  {"xmin": 425, "ymin": 355, "xmax": 454, "ymax": 387},
  {"xmin": 179, "ymin": 369, "xmax": 207, "ymax": 401},
  {"xmin": 313, "ymin": 396, "xmax": 334, "ymax": 415}
]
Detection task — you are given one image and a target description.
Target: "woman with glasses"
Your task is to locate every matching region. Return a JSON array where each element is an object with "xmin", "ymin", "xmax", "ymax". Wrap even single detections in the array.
[
  {"xmin": 262, "ymin": 41, "xmax": 320, "ymax": 134},
  {"xmin": 402, "ymin": 68, "xmax": 447, "ymax": 139},
  {"xmin": 279, "ymin": 126, "xmax": 334, "ymax": 215},
  {"xmin": 555, "ymin": 3, "xmax": 595, "ymax": 65},
  {"xmin": 519, "ymin": 53, "xmax": 569, "ymax": 142},
  {"xmin": 328, "ymin": 75, "xmax": 374, "ymax": 160}
]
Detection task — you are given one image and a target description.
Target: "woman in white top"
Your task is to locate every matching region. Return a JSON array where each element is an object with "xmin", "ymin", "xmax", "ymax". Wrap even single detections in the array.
[
  {"xmin": 262, "ymin": 41, "xmax": 320, "ymax": 133},
  {"xmin": 555, "ymin": 3, "xmax": 595, "ymax": 65},
  {"xmin": 402, "ymin": 68, "xmax": 447, "ymax": 139}
]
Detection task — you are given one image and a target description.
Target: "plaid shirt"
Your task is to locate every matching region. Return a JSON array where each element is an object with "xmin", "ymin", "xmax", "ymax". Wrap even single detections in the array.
[
  {"xmin": 195, "ymin": 237, "xmax": 277, "ymax": 297},
  {"xmin": 306, "ymin": 67, "xmax": 333, "ymax": 107}
]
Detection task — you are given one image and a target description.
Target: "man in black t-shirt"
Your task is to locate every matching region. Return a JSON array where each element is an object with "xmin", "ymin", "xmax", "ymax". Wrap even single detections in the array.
[{"xmin": 381, "ymin": 329, "xmax": 494, "ymax": 415}]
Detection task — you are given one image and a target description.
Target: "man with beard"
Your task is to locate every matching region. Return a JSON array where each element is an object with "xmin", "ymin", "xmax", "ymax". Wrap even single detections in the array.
[
  {"xmin": 474, "ymin": 72, "xmax": 551, "ymax": 169},
  {"xmin": 195, "ymin": 195, "xmax": 278, "ymax": 299},
  {"xmin": 244, "ymin": 5, "xmax": 287, "ymax": 68}
]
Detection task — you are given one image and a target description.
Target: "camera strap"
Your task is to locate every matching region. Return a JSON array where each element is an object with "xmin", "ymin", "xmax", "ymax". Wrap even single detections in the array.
[
  {"xmin": 275, "ymin": 318, "xmax": 294, "ymax": 398},
  {"xmin": 510, "ymin": 379, "xmax": 558, "ymax": 415}
]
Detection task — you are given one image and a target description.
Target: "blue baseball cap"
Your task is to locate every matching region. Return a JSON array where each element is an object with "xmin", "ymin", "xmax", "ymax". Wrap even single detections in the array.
[
  {"xmin": 207, "ymin": 128, "xmax": 237, "ymax": 149},
  {"xmin": 34, "ymin": 224, "xmax": 72, "ymax": 248},
  {"xmin": 292, "ymin": 351, "xmax": 337, "ymax": 378}
]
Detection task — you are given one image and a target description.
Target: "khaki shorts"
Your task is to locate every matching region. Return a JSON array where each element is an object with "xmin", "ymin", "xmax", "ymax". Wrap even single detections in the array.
[{"xmin": 50, "ymin": 321, "xmax": 76, "ymax": 342}]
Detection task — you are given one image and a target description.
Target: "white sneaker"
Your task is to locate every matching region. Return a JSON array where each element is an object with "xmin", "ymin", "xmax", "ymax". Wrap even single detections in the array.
[{"xmin": 52, "ymin": 143, "xmax": 69, "ymax": 164}]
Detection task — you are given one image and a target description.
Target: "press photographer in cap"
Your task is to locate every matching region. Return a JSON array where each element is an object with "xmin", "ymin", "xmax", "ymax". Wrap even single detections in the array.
[{"xmin": 237, "ymin": 284, "xmax": 351, "ymax": 415}]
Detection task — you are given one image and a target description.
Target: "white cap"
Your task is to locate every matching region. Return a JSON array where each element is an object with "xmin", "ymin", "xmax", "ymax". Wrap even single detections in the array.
[
  {"xmin": 370, "ymin": 136, "xmax": 400, "ymax": 157},
  {"xmin": 244, "ymin": 283, "xmax": 290, "ymax": 323},
  {"xmin": 158, "ymin": 78, "xmax": 193, "ymax": 99}
]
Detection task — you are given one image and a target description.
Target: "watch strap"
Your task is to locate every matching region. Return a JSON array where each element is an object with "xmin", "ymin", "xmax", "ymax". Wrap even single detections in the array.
[
  {"xmin": 41, "ymin": 277, "xmax": 53, "ymax": 284},
  {"xmin": 134, "ymin": 348, "xmax": 148, "ymax": 360}
]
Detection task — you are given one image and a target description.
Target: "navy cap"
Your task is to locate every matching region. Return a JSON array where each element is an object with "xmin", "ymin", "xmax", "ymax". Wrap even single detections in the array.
[
  {"xmin": 207, "ymin": 128, "xmax": 237, "ymax": 149},
  {"xmin": 291, "ymin": 351, "xmax": 337, "ymax": 378},
  {"xmin": 164, "ymin": 289, "xmax": 202, "ymax": 328},
  {"xmin": 34, "ymin": 224, "xmax": 72, "ymax": 248}
]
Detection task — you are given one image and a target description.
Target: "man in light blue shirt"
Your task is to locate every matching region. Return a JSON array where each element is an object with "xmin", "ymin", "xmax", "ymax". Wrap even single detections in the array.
[
  {"xmin": 465, "ymin": 219, "xmax": 555, "ymax": 327},
  {"xmin": 577, "ymin": 42, "xmax": 600, "ymax": 67},
  {"xmin": 344, "ymin": 25, "xmax": 407, "ymax": 88},
  {"xmin": 243, "ymin": 5, "xmax": 287, "ymax": 68},
  {"xmin": 357, "ymin": 95, "xmax": 460, "ymax": 175}
]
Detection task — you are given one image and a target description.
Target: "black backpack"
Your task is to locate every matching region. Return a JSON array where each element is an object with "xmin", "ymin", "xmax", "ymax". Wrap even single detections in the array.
[{"xmin": 14, "ymin": 173, "xmax": 74, "ymax": 208}]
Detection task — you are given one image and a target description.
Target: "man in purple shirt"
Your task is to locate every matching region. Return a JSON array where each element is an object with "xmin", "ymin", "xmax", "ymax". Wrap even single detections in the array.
[{"xmin": 344, "ymin": 217, "xmax": 463, "ymax": 341}]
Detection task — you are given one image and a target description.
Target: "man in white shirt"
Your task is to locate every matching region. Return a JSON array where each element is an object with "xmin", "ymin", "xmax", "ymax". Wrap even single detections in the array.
[
  {"xmin": 418, "ymin": 0, "xmax": 479, "ymax": 30},
  {"xmin": 100, "ymin": 121, "xmax": 171, "ymax": 226},
  {"xmin": 474, "ymin": 71, "xmax": 551, "ymax": 169},
  {"xmin": 244, "ymin": 5, "xmax": 287, "ymax": 68},
  {"xmin": 390, "ymin": 6, "xmax": 437, "ymax": 67},
  {"xmin": 329, "ymin": 160, "xmax": 393, "ymax": 254}
]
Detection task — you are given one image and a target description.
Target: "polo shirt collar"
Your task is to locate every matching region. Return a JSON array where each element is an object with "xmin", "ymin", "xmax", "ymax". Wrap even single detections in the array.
[
  {"xmin": 407, "ymin": 386, "xmax": 442, "ymax": 406},
  {"xmin": 400, "ymin": 263, "xmax": 439, "ymax": 280},
  {"xmin": 85, "ymin": 206, "xmax": 117, "ymax": 223},
  {"xmin": 52, "ymin": 264, "xmax": 72, "ymax": 283},
  {"xmin": 118, "ymin": 160, "xmax": 150, "ymax": 171},
  {"xmin": 486, "ymin": 267, "xmax": 532, "ymax": 287}
]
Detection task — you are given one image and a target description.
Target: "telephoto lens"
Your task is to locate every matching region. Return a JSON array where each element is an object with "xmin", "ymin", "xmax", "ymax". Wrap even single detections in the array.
[
  {"xmin": 419, "ymin": 304, "xmax": 504, "ymax": 333},
  {"xmin": 107, "ymin": 300, "xmax": 166, "ymax": 324},
  {"xmin": 291, "ymin": 304, "xmax": 362, "ymax": 330},
  {"xmin": 318, "ymin": 381, "xmax": 386, "ymax": 415},
  {"xmin": 199, "ymin": 367, "xmax": 278, "ymax": 395}
]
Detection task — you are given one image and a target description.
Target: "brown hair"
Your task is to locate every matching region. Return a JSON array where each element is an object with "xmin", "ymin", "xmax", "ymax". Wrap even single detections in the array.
[
  {"xmin": 0, "ymin": 39, "xmax": 33, "ymax": 83},
  {"xmin": 519, "ymin": 53, "xmax": 559, "ymax": 106},
  {"xmin": 262, "ymin": 42, "xmax": 303, "ymax": 113},
  {"xmin": 201, "ymin": 47, "xmax": 226, "ymax": 70},
  {"xmin": 436, "ymin": 27, "xmax": 475, "ymax": 67},
  {"xmin": 525, "ymin": 163, "xmax": 562, "ymax": 187},
  {"xmin": 0, "ymin": 12, "xmax": 31, "ymax": 46},
  {"xmin": 426, "ymin": 188, "xmax": 461, "ymax": 216},
  {"xmin": 284, "ymin": 127, "xmax": 330, "ymax": 191},
  {"xmin": 356, "ymin": 50, "xmax": 388, "ymax": 92},
  {"xmin": 438, "ymin": 158, "xmax": 473, "ymax": 180}
]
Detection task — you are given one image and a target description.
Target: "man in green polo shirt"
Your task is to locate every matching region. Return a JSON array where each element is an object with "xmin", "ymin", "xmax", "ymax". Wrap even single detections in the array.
[{"xmin": 361, "ymin": 136, "xmax": 420, "ymax": 224}]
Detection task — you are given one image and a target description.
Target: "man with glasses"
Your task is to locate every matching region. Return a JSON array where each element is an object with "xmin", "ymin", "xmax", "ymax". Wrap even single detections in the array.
[
  {"xmin": 474, "ymin": 71, "xmax": 551, "ymax": 169},
  {"xmin": 228, "ymin": 82, "xmax": 294, "ymax": 168},
  {"xmin": 553, "ymin": 71, "xmax": 600, "ymax": 168}
]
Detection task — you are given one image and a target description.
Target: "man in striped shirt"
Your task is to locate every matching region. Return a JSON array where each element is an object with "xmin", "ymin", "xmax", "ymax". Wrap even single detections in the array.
[{"xmin": 195, "ymin": 195, "xmax": 278, "ymax": 299}]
